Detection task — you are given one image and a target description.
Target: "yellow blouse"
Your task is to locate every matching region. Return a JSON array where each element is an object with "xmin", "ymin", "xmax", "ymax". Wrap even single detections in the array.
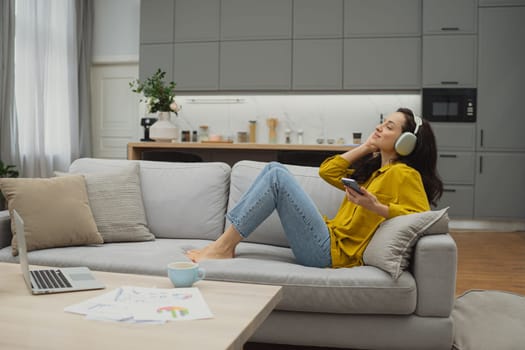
[{"xmin": 318, "ymin": 155, "xmax": 430, "ymax": 268}]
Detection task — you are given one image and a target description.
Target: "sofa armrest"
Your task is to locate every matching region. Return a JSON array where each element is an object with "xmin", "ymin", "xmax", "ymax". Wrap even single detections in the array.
[
  {"xmin": 413, "ymin": 233, "xmax": 457, "ymax": 317},
  {"xmin": 0, "ymin": 210, "xmax": 12, "ymax": 249}
]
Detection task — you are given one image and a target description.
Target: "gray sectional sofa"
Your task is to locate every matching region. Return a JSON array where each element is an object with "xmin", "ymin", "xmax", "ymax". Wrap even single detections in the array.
[{"xmin": 0, "ymin": 158, "xmax": 457, "ymax": 350}]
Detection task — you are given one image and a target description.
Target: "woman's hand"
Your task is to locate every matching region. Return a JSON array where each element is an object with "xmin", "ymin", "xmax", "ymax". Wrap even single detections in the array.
[
  {"xmin": 361, "ymin": 131, "xmax": 379, "ymax": 153},
  {"xmin": 345, "ymin": 186, "xmax": 389, "ymax": 218},
  {"xmin": 340, "ymin": 131, "xmax": 379, "ymax": 164}
]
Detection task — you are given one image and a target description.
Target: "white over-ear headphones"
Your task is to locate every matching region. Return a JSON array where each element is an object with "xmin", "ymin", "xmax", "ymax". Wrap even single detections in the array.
[{"xmin": 394, "ymin": 110, "xmax": 423, "ymax": 156}]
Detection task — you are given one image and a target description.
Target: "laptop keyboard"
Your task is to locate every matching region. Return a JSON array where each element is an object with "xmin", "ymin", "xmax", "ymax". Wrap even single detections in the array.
[{"xmin": 30, "ymin": 269, "xmax": 72, "ymax": 289}]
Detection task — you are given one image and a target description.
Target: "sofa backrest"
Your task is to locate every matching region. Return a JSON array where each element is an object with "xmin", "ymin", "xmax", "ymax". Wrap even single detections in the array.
[
  {"xmin": 69, "ymin": 158, "xmax": 231, "ymax": 240},
  {"xmin": 228, "ymin": 160, "xmax": 343, "ymax": 247}
]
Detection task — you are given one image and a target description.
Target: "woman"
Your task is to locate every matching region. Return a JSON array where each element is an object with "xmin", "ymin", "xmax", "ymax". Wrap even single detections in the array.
[{"xmin": 186, "ymin": 108, "xmax": 443, "ymax": 268}]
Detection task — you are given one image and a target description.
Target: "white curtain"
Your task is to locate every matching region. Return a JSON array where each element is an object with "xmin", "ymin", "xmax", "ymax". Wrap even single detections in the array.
[
  {"xmin": 15, "ymin": 0, "xmax": 80, "ymax": 177},
  {"xmin": 0, "ymin": 0, "xmax": 19, "ymax": 167}
]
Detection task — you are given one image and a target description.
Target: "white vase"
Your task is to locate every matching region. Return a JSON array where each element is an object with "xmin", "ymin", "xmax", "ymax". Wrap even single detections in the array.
[{"xmin": 149, "ymin": 111, "xmax": 179, "ymax": 142}]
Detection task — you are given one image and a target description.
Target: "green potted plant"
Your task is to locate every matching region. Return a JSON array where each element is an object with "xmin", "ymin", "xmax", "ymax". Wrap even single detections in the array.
[
  {"xmin": 129, "ymin": 69, "xmax": 181, "ymax": 142},
  {"xmin": 0, "ymin": 160, "xmax": 19, "ymax": 210}
]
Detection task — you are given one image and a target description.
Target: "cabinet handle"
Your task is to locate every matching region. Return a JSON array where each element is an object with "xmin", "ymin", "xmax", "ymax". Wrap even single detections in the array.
[
  {"xmin": 439, "ymin": 154, "xmax": 458, "ymax": 158},
  {"xmin": 480, "ymin": 129, "xmax": 484, "ymax": 147},
  {"xmin": 443, "ymin": 188, "xmax": 457, "ymax": 193},
  {"xmin": 441, "ymin": 27, "xmax": 460, "ymax": 31},
  {"xmin": 479, "ymin": 155, "xmax": 483, "ymax": 174},
  {"xmin": 441, "ymin": 81, "xmax": 459, "ymax": 85}
]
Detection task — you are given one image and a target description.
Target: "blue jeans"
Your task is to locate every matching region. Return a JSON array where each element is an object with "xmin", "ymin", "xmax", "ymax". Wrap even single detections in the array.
[{"xmin": 226, "ymin": 162, "xmax": 332, "ymax": 268}]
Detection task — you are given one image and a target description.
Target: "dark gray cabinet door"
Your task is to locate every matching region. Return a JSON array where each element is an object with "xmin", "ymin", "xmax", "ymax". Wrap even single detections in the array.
[
  {"xmin": 477, "ymin": 7, "xmax": 525, "ymax": 151},
  {"xmin": 174, "ymin": 0, "xmax": 220, "ymax": 42},
  {"xmin": 293, "ymin": 39, "xmax": 342, "ymax": 90},
  {"xmin": 221, "ymin": 0, "xmax": 292, "ymax": 40},
  {"xmin": 293, "ymin": 0, "xmax": 343, "ymax": 38},
  {"xmin": 140, "ymin": 0, "xmax": 175, "ymax": 43},
  {"xmin": 475, "ymin": 153, "xmax": 525, "ymax": 219},
  {"xmin": 220, "ymin": 41, "xmax": 292, "ymax": 90},
  {"xmin": 435, "ymin": 186, "xmax": 474, "ymax": 218},
  {"xmin": 423, "ymin": 0, "xmax": 477, "ymax": 34},
  {"xmin": 139, "ymin": 44, "xmax": 174, "ymax": 81},
  {"xmin": 437, "ymin": 152, "xmax": 476, "ymax": 185},
  {"xmin": 344, "ymin": 38, "xmax": 420, "ymax": 89},
  {"xmin": 344, "ymin": 0, "xmax": 421, "ymax": 37},
  {"xmin": 173, "ymin": 42, "xmax": 219, "ymax": 90},
  {"xmin": 422, "ymin": 35, "xmax": 477, "ymax": 87},
  {"xmin": 431, "ymin": 123, "xmax": 476, "ymax": 151}
]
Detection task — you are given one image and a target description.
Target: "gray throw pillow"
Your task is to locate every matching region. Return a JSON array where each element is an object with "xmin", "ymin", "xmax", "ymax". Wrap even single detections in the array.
[
  {"xmin": 363, "ymin": 208, "xmax": 449, "ymax": 279},
  {"xmin": 56, "ymin": 163, "xmax": 155, "ymax": 243}
]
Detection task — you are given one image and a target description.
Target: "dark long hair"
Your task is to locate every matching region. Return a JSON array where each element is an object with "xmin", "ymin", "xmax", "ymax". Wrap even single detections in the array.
[{"xmin": 351, "ymin": 108, "xmax": 443, "ymax": 206}]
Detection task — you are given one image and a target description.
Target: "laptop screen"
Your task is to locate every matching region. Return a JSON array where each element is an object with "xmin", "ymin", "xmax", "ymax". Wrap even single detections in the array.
[{"xmin": 13, "ymin": 210, "xmax": 33, "ymax": 291}]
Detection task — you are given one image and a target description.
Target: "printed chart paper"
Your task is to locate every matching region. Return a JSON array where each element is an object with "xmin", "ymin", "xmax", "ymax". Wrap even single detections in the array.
[{"xmin": 65, "ymin": 286, "xmax": 213, "ymax": 323}]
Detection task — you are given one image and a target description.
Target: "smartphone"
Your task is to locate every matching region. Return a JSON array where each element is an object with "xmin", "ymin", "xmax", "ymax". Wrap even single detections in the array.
[{"xmin": 341, "ymin": 177, "xmax": 364, "ymax": 195}]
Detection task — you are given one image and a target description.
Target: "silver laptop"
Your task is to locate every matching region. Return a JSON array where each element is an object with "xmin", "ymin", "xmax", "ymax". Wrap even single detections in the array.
[{"xmin": 13, "ymin": 210, "xmax": 105, "ymax": 295}]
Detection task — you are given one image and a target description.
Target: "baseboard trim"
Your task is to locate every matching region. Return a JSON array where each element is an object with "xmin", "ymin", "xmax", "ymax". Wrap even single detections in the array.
[{"xmin": 450, "ymin": 219, "xmax": 525, "ymax": 232}]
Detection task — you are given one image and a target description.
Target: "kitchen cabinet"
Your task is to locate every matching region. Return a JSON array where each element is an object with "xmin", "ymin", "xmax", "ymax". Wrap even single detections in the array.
[
  {"xmin": 174, "ymin": 0, "xmax": 220, "ymax": 42},
  {"xmin": 220, "ymin": 0, "xmax": 292, "ymax": 40},
  {"xmin": 477, "ymin": 6, "xmax": 525, "ymax": 151},
  {"xmin": 422, "ymin": 35, "xmax": 477, "ymax": 87},
  {"xmin": 431, "ymin": 123, "xmax": 476, "ymax": 151},
  {"xmin": 438, "ymin": 152, "xmax": 476, "ymax": 185},
  {"xmin": 139, "ymin": 44, "xmax": 173, "ymax": 81},
  {"xmin": 140, "ymin": 0, "xmax": 174, "ymax": 44},
  {"xmin": 474, "ymin": 153, "xmax": 525, "ymax": 219},
  {"xmin": 435, "ymin": 186, "xmax": 474, "ymax": 218},
  {"xmin": 173, "ymin": 42, "xmax": 219, "ymax": 90},
  {"xmin": 423, "ymin": 0, "xmax": 477, "ymax": 34},
  {"xmin": 343, "ymin": 38, "xmax": 420, "ymax": 89},
  {"xmin": 431, "ymin": 123, "xmax": 476, "ymax": 218},
  {"xmin": 293, "ymin": 39, "xmax": 343, "ymax": 90},
  {"xmin": 473, "ymin": 6, "xmax": 525, "ymax": 219},
  {"xmin": 344, "ymin": 0, "xmax": 421, "ymax": 37},
  {"xmin": 293, "ymin": 0, "xmax": 343, "ymax": 39},
  {"xmin": 220, "ymin": 41, "xmax": 292, "ymax": 90}
]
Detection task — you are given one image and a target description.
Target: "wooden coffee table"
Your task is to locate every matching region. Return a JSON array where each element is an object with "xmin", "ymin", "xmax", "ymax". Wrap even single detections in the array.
[{"xmin": 0, "ymin": 262, "xmax": 282, "ymax": 350}]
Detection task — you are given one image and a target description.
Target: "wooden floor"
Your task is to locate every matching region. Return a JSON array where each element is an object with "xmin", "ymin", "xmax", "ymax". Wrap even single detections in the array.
[
  {"xmin": 245, "ymin": 230, "xmax": 525, "ymax": 350},
  {"xmin": 452, "ymin": 230, "xmax": 525, "ymax": 296}
]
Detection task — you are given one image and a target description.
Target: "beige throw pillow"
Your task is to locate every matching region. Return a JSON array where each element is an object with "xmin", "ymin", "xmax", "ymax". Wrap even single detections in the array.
[
  {"xmin": 59, "ymin": 163, "xmax": 155, "ymax": 243},
  {"xmin": 0, "ymin": 175, "xmax": 103, "ymax": 256},
  {"xmin": 363, "ymin": 208, "xmax": 449, "ymax": 279}
]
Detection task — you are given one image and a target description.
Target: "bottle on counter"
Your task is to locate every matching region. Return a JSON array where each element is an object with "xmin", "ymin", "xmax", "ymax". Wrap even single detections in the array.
[
  {"xmin": 237, "ymin": 131, "xmax": 248, "ymax": 143},
  {"xmin": 199, "ymin": 125, "xmax": 209, "ymax": 142},
  {"xmin": 284, "ymin": 129, "xmax": 291, "ymax": 144},
  {"xmin": 297, "ymin": 129, "xmax": 304, "ymax": 144},
  {"xmin": 267, "ymin": 118, "xmax": 278, "ymax": 144},
  {"xmin": 249, "ymin": 120, "xmax": 257, "ymax": 143},
  {"xmin": 181, "ymin": 130, "xmax": 190, "ymax": 142}
]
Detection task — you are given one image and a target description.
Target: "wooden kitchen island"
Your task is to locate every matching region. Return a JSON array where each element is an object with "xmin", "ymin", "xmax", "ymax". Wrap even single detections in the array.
[{"xmin": 127, "ymin": 142, "xmax": 355, "ymax": 167}]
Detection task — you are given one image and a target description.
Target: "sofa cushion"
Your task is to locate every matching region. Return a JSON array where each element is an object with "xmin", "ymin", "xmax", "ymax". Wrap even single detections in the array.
[
  {"xmin": 363, "ymin": 208, "xmax": 449, "ymax": 279},
  {"xmin": 60, "ymin": 163, "xmax": 155, "ymax": 243},
  {"xmin": 0, "ymin": 175, "xmax": 102, "ymax": 255},
  {"xmin": 0, "ymin": 238, "xmax": 416, "ymax": 315},
  {"xmin": 228, "ymin": 161, "xmax": 342, "ymax": 247},
  {"xmin": 69, "ymin": 158, "xmax": 231, "ymax": 240}
]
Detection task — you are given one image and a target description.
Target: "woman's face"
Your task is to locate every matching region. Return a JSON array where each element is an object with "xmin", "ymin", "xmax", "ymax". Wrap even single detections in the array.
[{"xmin": 370, "ymin": 112, "xmax": 407, "ymax": 152}]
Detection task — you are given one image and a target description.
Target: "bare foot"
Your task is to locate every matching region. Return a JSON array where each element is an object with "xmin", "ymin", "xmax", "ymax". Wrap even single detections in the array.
[{"xmin": 185, "ymin": 242, "xmax": 235, "ymax": 262}]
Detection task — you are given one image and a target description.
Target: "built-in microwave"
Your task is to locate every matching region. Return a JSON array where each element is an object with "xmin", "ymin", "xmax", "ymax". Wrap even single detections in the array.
[{"xmin": 422, "ymin": 88, "xmax": 476, "ymax": 122}]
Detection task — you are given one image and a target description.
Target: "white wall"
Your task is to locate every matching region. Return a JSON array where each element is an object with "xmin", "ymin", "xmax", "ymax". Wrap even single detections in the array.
[{"xmin": 91, "ymin": 0, "xmax": 420, "ymax": 156}]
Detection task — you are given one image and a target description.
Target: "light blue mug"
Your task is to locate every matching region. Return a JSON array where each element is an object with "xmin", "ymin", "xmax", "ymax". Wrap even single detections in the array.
[{"xmin": 167, "ymin": 262, "xmax": 205, "ymax": 288}]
